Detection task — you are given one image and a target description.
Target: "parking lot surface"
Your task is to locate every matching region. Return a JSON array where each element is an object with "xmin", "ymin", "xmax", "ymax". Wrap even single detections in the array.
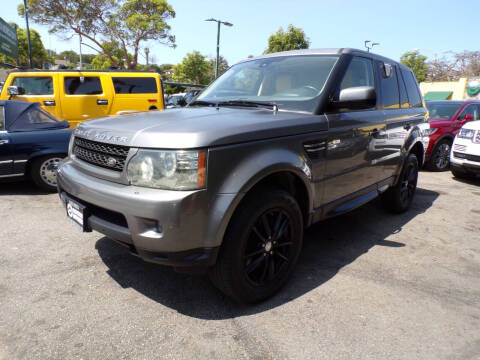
[{"xmin": 0, "ymin": 171, "xmax": 479, "ymax": 360}]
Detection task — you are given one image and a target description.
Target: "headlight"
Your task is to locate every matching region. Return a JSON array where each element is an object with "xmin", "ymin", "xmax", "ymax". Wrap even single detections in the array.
[
  {"xmin": 422, "ymin": 128, "xmax": 438, "ymax": 136},
  {"xmin": 127, "ymin": 149, "xmax": 206, "ymax": 190},
  {"xmin": 68, "ymin": 135, "xmax": 75, "ymax": 156},
  {"xmin": 458, "ymin": 128, "xmax": 475, "ymax": 140}
]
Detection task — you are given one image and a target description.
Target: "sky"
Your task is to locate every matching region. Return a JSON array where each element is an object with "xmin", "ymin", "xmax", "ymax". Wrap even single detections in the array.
[{"xmin": 2, "ymin": 0, "xmax": 480, "ymax": 66}]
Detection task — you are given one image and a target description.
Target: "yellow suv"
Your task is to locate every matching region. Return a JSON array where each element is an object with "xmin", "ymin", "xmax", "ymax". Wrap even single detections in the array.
[{"xmin": 0, "ymin": 70, "xmax": 165, "ymax": 127}]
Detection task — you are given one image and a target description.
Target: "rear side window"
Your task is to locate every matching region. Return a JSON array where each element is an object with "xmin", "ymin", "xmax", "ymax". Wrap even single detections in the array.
[
  {"xmin": 340, "ymin": 56, "xmax": 375, "ymax": 90},
  {"xmin": 376, "ymin": 62, "xmax": 399, "ymax": 109},
  {"xmin": 402, "ymin": 69, "xmax": 423, "ymax": 108},
  {"xmin": 12, "ymin": 77, "xmax": 53, "ymax": 95},
  {"xmin": 0, "ymin": 106, "xmax": 5, "ymax": 130},
  {"xmin": 397, "ymin": 67, "xmax": 409, "ymax": 108},
  {"xmin": 112, "ymin": 77, "xmax": 157, "ymax": 94},
  {"xmin": 64, "ymin": 76, "xmax": 103, "ymax": 95}
]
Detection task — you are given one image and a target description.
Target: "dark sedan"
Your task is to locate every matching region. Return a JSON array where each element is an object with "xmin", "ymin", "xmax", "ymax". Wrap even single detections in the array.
[{"xmin": 0, "ymin": 100, "xmax": 71, "ymax": 191}]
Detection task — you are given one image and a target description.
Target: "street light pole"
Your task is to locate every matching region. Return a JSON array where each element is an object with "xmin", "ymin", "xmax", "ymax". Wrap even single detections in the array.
[
  {"xmin": 23, "ymin": 0, "xmax": 33, "ymax": 68},
  {"xmin": 205, "ymin": 18, "xmax": 233, "ymax": 78}
]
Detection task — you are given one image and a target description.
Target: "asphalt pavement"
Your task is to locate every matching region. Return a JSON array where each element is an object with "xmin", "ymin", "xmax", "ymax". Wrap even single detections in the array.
[{"xmin": 0, "ymin": 171, "xmax": 479, "ymax": 360}]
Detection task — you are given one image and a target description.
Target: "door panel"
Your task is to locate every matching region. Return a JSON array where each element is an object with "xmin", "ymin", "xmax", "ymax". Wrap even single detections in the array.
[
  {"xmin": 322, "ymin": 111, "xmax": 386, "ymax": 205},
  {"xmin": 60, "ymin": 75, "xmax": 112, "ymax": 127},
  {"xmin": 0, "ymin": 133, "xmax": 13, "ymax": 176},
  {"xmin": 9, "ymin": 74, "xmax": 63, "ymax": 120}
]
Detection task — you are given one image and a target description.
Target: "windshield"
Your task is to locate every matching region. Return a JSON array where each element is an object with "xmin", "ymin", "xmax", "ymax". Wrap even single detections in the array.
[
  {"xmin": 195, "ymin": 55, "xmax": 339, "ymax": 113},
  {"xmin": 426, "ymin": 102, "xmax": 463, "ymax": 119}
]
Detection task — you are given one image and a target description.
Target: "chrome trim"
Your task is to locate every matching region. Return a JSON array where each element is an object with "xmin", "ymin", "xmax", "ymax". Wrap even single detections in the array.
[
  {"xmin": 0, "ymin": 173, "xmax": 24, "ymax": 178},
  {"xmin": 0, "ymin": 160, "xmax": 13, "ymax": 164},
  {"xmin": 14, "ymin": 159, "xmax": 28, "ymax": 163}
]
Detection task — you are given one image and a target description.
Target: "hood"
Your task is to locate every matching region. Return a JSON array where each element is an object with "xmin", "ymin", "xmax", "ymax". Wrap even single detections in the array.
[
  {"xmin": 461, "ymin": 120, "xmax": 480, "ymax": 130},
  {"xmin": 73, "ymin": 107, "xmax": 327, "ymax": 148},
  {"xmin": 428, "ymin": 118, "xmax": 454, "ymax": 127}
]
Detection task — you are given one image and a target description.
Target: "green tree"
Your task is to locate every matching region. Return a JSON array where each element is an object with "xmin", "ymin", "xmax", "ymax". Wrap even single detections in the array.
[
  {"xmin": 400, "ymin": 50, "xmax": 428, "ymax": 83},
  {"xmin": 264, "ymin": 25, "xmax": 310, "ymax": 54},
  {"xmin": 19, "ymin": 0, "xmax": 176, "ymax": 69},
  {"xmin": 0, "ymin": 24, "xmax": 47, "ymax": 67},
  {"xmin": 208, "ymin": 56, "xmax": 229, "ymax": 79},
  {"xmin": 58, "ymin": 50, "xmax": 79, "ymax": 64},
  {"xmin": 173, "ymin": 51, "xmax": 213, "ymax": 85}
]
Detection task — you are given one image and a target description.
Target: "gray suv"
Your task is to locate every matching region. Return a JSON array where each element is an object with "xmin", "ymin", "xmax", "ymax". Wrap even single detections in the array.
[{"xmin": 57, "ymin": 49, "xmax": 426, "ymax": 303}]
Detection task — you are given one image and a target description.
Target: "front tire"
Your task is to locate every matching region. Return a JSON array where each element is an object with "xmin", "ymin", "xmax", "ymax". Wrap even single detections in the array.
[
  {"xmin": 30, "ymin": 155, "xmax": 64, "ymax": 192},
  {"xmin": 382, "ymin": 154, "xmax": 419, "ymax": 213},
  {"xmin": 426, "ymin": 139, "xmax": 451, "ymax": 171},
  {"xmin": 209, "ymin": 189, "xmax": 303, "ymax": 303}
]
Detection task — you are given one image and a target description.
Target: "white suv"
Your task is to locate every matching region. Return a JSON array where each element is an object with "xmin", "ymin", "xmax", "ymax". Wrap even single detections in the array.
[{"xmin": 450, "ymin": 120, "xmax": 480, "ymax": 178}]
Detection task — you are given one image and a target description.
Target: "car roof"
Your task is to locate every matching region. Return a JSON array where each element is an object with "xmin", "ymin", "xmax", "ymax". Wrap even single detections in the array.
[{"xmin": 238, "ymin": 48, "xmax": 408, "ymax": 70}]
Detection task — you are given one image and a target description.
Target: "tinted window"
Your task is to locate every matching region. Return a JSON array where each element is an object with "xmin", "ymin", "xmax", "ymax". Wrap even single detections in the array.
[
  {"xmin": 377, "ymin": 62, "xmax": 399, "ymax": 109},
  {"xmin": 13, "ymin": 77, "xmax": 53, "ymax": 95},
  {"xmin": 112, "ymin": 77, "xmax": 157, "ymax": 94},
  {"xmin": 64, "ymin": 77, "xmax": 102, "ymax": 95},
  {"xmin": 402, "ymin": 69, "xmax": 422, "ymax": 107},
  {"xmin": 340, "ymin": 56, "xmax": 375, "ymax": 90},
  {"xmin": 397, "ymin": 67, "xmax": 409, "ymax": 108},
  {"xmin": 0, "ymin": 106, "xmax": 4, "ymax": 130},
  {"xmin": 458, "ymin": 104, "xmax": 480, "ymax": 120}
]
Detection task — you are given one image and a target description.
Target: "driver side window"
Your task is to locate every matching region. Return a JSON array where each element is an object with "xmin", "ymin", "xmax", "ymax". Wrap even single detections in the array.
[
  {"xmin": 458, "ymin": 104, "xmax": 480, "ymax": 120},
  {"xmin": 340, "ymin": 57, "xmax": 375, "ymax": 90},
  {"xmin": 0, "ymin": 106, "xmax": 5, "ymax": 131}
]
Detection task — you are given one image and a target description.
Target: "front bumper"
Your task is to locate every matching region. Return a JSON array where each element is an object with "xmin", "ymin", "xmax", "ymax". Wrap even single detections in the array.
[
  {"xmin": 450, "ymin": 140, "xmax": 480, "ymax": 174},
  {"xmin": 57, "ymin": 160, "xmax": 223, "ymax": 268}
]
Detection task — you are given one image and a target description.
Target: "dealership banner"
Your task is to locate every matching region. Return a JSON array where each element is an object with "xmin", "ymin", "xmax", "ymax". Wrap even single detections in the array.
[{"xmin": 0, "ymin": 17, "xmax": 18, "ymax": 60}]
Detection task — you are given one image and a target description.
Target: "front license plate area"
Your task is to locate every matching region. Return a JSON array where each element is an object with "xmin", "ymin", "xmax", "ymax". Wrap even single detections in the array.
[{"xmin": 66, "ymin": 198, "xmax": 87, "ymax": 231}]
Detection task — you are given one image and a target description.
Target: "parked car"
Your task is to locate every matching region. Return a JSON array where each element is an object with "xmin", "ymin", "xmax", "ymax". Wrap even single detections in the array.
[
  {"xmin": 57, "ymin": 48, "xmax": 426, "ymax": 303},
  {"xmin": 423, "ymin": 100, "xmax": 480, "ymax": 171},
  {"xmin": 0, "ymin": 70, "xmax": 165, "ymax": 127},
  {"xmin": 450, "ymin": 120, "xmax": 480, "ymax": 178},
  {"xmin": 0, "ymin": 100, "xmax": 71, "ymax": 191},
  {"xmin": 184, "ymin": 88, "xmax": 203, "ymax": 104},
  {"xmin": 165, "ymin": 93, "xmax": 186, "ymax": 108}
]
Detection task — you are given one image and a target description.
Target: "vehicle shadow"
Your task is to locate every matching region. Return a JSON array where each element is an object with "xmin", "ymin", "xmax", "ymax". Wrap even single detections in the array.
[
  {"xmin": 0, "ymin": 180, "xmax": 51, "ymax": 195},
  {"xmin": 451, "ymin": 174, "xmax": 480, "ymax": 186},
  {"xmin": 96, "ymin": 187, "xmax": 439, "ymax": 319}
]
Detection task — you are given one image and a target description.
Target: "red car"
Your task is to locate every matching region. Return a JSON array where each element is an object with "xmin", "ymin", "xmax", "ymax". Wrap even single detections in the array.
[{"xmin": 424, "ymin": 100, "xmax": 480, "ymax": 170}]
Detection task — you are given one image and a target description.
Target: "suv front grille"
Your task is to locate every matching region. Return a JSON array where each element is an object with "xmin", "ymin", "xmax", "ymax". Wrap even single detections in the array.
[{"xmin": 73, "ymin": 137, "xmax": 129, "ymax": 172}]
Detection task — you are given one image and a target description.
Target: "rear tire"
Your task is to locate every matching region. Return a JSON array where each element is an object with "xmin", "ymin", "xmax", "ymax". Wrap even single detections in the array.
[
  {"xmin": 382, "ymin": 154, "xmax": 419, "ymax": 213},
  {"xmin": 30, "ymin": 155, "xmax": 64, "ymax": 192},
  {"xmin": 426, "ymin": 139, "xmax": 451, "ymax": 171},
  {"xmin": 209, "ymin": 189, "xmax": 303, "ymax": 303}
]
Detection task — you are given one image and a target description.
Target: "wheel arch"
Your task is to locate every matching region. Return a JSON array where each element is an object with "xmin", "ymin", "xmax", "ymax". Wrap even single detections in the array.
[{"xmin": 25, "ymin": 152, "xmax": 67, "ymax": 177}]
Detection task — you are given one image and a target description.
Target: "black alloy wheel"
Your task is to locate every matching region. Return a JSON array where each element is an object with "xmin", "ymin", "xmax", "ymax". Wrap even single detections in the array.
[
  {"xmin": 209, "ymin": 189, "xmax": 303, "ymax": 303},
  {"xmin": 381, "ymin": 154, "xmax": 419, "ymax": 213},
  {"xmin": 243, "ymin": 208, "xmax": 293, "ymax": 286}
]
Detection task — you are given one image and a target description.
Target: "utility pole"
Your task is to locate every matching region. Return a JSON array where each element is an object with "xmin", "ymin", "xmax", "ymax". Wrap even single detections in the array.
[
  {"xmin": 79, "ymin": 34, "xmax": 82, "ymax": 69},
  {"xmin": 205, "ymin": 18, "xmax": 233, "ymax": 78},
  {"xmin": 23, "ymin": 0, "xmax": 33, "ymax": 68}
]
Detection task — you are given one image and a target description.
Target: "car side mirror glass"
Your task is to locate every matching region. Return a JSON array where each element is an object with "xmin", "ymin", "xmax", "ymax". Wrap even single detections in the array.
[
  {"xmin": 331, "ymin": 86, "xmax": 376, "ymax": 111},
  {"xmin": 7, "ymin": 86, "xmax": 24, "ymax": 96}
]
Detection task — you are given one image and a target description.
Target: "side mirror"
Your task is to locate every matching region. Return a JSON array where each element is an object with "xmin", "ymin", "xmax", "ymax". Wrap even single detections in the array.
[
  {"xmin": 331, "ymin": 86, "xmax": 376, "ymax": 110},
  {"xmin": 7, "ymin": 85, "xmax": 25, "ymax": 96}
]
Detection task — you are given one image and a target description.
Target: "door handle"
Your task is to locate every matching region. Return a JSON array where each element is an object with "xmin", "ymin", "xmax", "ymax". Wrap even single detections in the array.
[
  {"xmin": 43, "ymin": 100, "xmax": 56, "ymax": 106},
  {"xmin": 0, "ymin": 139, "xmax": 9, "ymax": 145},
  {"xmin": 97, "ymin": 99, "xmax": 108, "ymax": 105}
]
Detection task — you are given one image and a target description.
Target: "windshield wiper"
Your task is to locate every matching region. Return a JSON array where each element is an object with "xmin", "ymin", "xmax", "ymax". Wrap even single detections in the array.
[
  {"xmin": 216, "ymin": 100, "xmax": 278, "ymax": 111},
  {"xmin": 188, "ymin": 100, "xmax": 216, "ymax": 107}
]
